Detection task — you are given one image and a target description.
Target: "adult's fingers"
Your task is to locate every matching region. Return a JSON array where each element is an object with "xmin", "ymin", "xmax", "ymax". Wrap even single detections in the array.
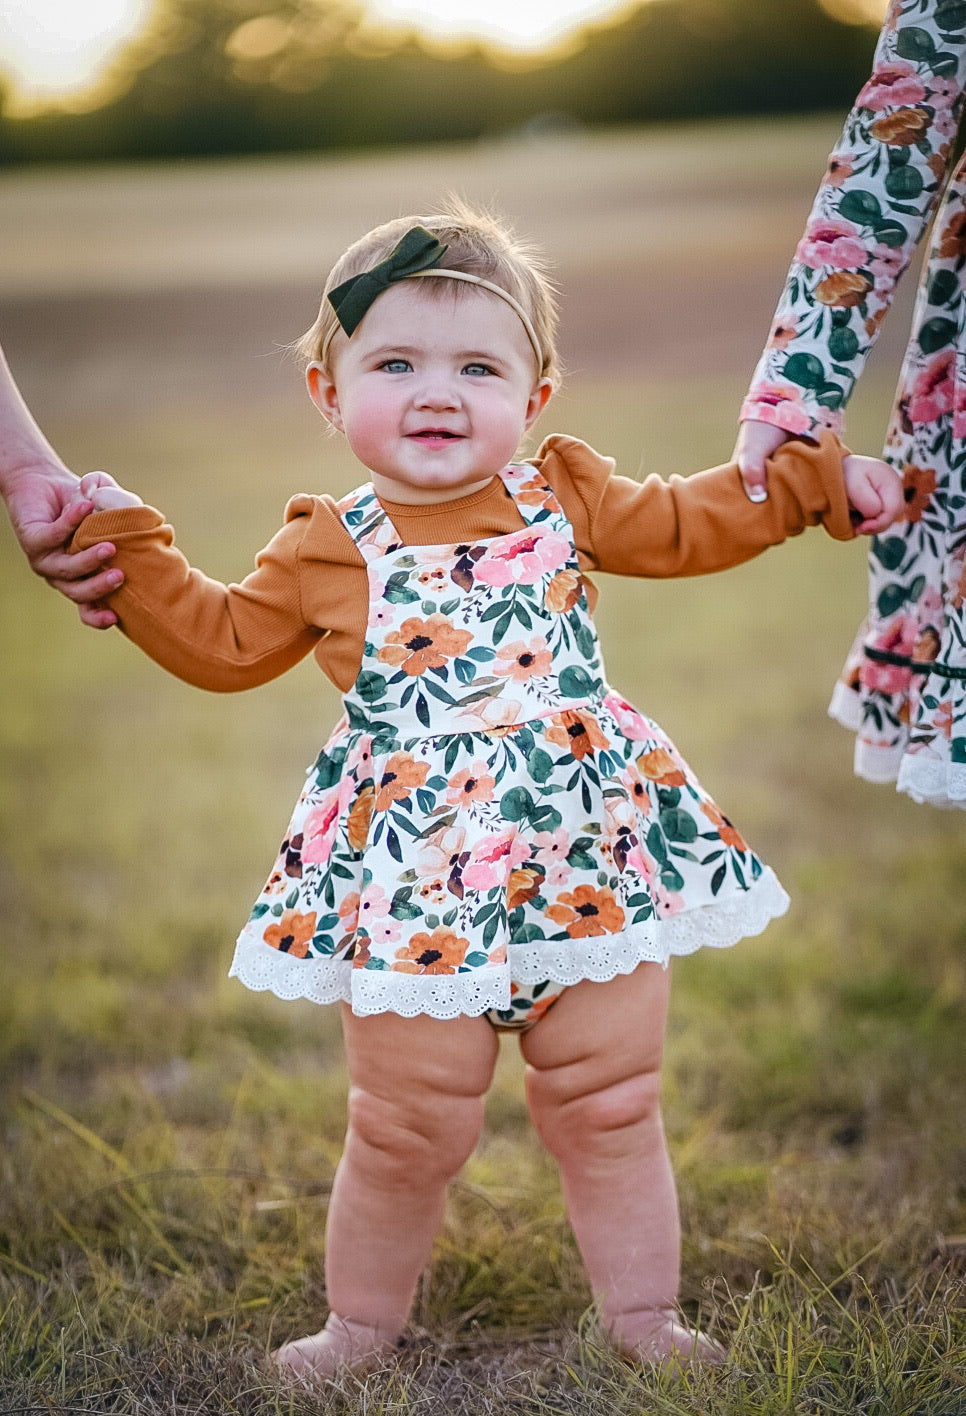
[
  {"xmin": 45, "ymin": 564, "xmax": 123, "ymax": 604},
  {"xmin": 77, "ymin": 600, "xmax": 119, "ymax": 629},
  {"xmin": 734, "ymin": 420, "xmax": 793, "ymax": 501}
]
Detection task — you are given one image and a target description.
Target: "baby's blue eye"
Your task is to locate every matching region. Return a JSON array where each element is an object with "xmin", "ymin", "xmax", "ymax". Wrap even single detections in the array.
[
  {"xmin": 463, "ymin": 363, "xmax": 495, "ymax": 377},
  {"xmin": 380, "ymin": 359, "xmax": 411, "ymax": 373}
]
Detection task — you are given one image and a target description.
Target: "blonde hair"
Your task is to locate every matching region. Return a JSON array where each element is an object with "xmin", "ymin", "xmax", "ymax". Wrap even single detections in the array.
[{"xmin": 295, "ymin": 199, "xmax": 561, "ymax": 389}]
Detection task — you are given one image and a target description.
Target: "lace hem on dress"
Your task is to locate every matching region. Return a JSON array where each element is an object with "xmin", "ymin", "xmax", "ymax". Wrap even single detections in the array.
[
  {"xmin": 228, "ymin": 867, "xmax": 790, "ymax": 1018},
  {"xmin": 829, "ymin": 681, "xmax": 966, "ymax": 808}
]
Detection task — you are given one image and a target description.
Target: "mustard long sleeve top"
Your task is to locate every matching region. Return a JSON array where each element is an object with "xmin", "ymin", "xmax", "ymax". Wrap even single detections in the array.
[{"xmin": 72, "ymin": 430, "xmax": 855, "ymax": 695}]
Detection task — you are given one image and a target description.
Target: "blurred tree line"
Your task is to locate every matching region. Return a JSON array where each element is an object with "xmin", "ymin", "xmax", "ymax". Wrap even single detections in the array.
[{"xmin": 0, "ymin": 0, "xmax": 881, "ymax": 165}]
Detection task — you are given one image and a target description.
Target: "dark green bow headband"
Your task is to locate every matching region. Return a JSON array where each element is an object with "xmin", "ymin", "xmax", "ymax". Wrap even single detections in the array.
[
  {"xmin": 328, "ymin": 226, "xmax": 448, "ymax": 337},
  {"xmin": 321, "ymin": 224, "xmax": 545, "ymax": 370}
]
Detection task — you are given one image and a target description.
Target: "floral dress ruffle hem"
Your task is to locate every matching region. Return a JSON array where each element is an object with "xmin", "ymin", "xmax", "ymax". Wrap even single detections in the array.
[{"xmin": 230, "ymin": 465, "xmax": 789, "ymax": 1018}]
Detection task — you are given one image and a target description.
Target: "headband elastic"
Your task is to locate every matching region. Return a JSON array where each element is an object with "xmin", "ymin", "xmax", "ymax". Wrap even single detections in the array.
[{"xmin": 320, "ymin": 225, "xmax": 544, "ymax": 372}]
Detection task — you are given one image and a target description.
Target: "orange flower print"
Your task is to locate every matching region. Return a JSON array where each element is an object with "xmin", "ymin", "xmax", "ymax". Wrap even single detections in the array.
[
  {"xmin": 377, "ymin": 613, "xmax": 472, "ymax": 677},
  {"xmin": 417, "ymin": 566, "xmax": 448, "ymax": 590},
  {"xmin": 621, "ymin": 762, "xmax": 654, "ymax": 815},
  {"xmin": 393, "ymin": 926, "xmax": 470, "ymax": 975},
  {"xmin": 935, "ymin": 701, "xmax": 954, "ymax": 740},
  {"xmin": 901, "ymin": 465, "xmax": 937, "ymax": 522},
  {"xmin": 700, "ymin": 801, "xmax": 747, "ymax": 851},
  {"xmin": 346, "ymin": 782, "xmax": 375, "ymax": 851},
  {"xmin": 814, "ymin": 271, "xmax": 874, "ymax": 307},
  {"xmin": 507, "ymin": 864, "xmax": 544, "ymax": 909},
  {"xmin": 446, "ymin": 761, "xmax": 496, "ymax": 806},
  {"xmin": 264, "ymin": 909, "xmax": 316, "ymax": 957},
  {"xmin": 374, "ymin": 752, "xmax": 430, "ymax": 811},
  {"xmin": 544, "ymin": 568, "xmax": 583, "ymax": 613},
  {"xmin": 515, "ymin": 473, "xmax": 556, "ymax": 508},
  {"xmin": 869, "ymin": 107, "xmax": 931, "ymax": 146},
  {"xmin": 545, "ymin": 710, "xmax": 608, "ymax": 761},
  {"xmin": 493, "ymin": 636, "xmax": 553, "ymax": 682},
  {"xmin": 767, "ymin": 319, "xmax": 798, "ymax": 351},
  {"xmin": 637, "ymin": 747, "xmax": 687, "ymax": 787},
  {"xmin": 546, "ymin": 884, "xmax": 625, "ymax": 938}
]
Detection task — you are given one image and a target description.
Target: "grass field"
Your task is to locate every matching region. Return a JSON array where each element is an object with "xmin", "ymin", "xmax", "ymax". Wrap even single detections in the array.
[{"xmin": 1, "ymin": 121, "xmax": 965, "ymax": 1413}]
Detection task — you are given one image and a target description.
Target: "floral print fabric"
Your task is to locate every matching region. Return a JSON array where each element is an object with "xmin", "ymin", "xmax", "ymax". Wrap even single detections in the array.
[
  {"xmin": 229, "ymin": 464, "xmax": 789, "ymax": 1019},
  {"xmin": 743, "ymin": 0, "xmax": 966, "ymax": 807}
]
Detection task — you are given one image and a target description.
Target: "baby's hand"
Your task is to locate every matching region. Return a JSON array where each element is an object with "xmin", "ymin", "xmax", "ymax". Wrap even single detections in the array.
[
  {"xmin": 72, "ymin": 470, "xmax": 143, "ymax": 514},
  {"xmin": 842, "ymin": 454, "xmax": 903, "ymax": 536}
]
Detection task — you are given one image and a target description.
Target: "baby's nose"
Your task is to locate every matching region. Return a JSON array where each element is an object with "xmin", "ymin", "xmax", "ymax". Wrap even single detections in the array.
[{"xmin": 414, "ymin": 377, "xmax": 461, "ymax": 409}]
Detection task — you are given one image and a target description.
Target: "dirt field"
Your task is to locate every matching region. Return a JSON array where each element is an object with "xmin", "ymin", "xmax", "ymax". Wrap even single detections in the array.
[{"xmin": 0, "ymin": 117, "xmax": 916, "ymax": 426}]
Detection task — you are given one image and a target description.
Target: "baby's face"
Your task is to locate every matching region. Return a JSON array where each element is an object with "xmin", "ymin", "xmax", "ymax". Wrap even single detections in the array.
[{"xmin": 309, "ymin": 283, "xmax": 551, "ymax": 504}]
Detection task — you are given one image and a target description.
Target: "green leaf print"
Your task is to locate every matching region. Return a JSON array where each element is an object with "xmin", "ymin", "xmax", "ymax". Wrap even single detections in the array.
[
  {"xmin": 873, "ymin": 220, "xmax": 908, "ymax": 248},
  {"xmin": 285, "ymin": 887, "xmax": 300, "ymax": 909},
  {"xmin": 782, "ymin": 353, "xmax": 826, "ymax": 390},
  {"xmin": 938, "ymin": 2, "xmax": 966, "ymax": 31},
  {"xmin": 828, "ymin": 327, "xmax": 860, "ymax": 363},
  {"xmin": 454, "ymin": 658, "xmax": 476, "ymax": 685},
  {"xmin": 356, "ymin": 670, "xmax": 389, "ymax": 705},
  {"xmin": 463, "ymin": 951, "xmax": 491, "ymax": 968},
  {"xmin": 659, "ymin": 864, "xmax": 685, "ymax": 893},
  {"xmin": 836, "ymin": 189, "xmax": 882, "ymax": 226},
  {"xmin": 384, "ymin": 573, "xmax": 420, "ymax": 604},
  {"xmin": 918, "ymin": 318, "xmax": 957, "ymax": 353},
  {"xmin": 884, "ymin": 166, "xmax": 923, "ymax": 202},
  {"xmin": 895, "ymin": 25, "xmax": 937, "ymax": 61},
  {"xmin": 877, "ymin": 582, "xmax": 908, "ymax": 619},
  {"xmin": 386, "ymin": 826, "xmax": 403, "ymax": 863},
  {"xmin": 501, "ymin": 785, "xmax": 537, "ymax": 821},
  {"xmin": 710, "ymin": 864, "xmax": 727, "ymax": 896},
  {"xmin": 527, "ymin": 747, "xmax": 555, "ymax": 783},
  {"xmin": 659, "ymin": 808, "xmax": 698, "ymax": 843},
  {"xmin": 558, "ymin": 664, "xmax": 600, "ymax": 698},
  {"xmin": 928, "ymin": 269, "xmax": 959, "ymax": 306},
  {"xmin": 874, "ymin": 536, "xmax": 909, "ymax": 572}
]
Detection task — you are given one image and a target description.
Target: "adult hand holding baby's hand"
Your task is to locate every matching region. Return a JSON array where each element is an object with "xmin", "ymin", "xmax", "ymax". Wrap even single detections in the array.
[
  {"xmin": 842, "ymin": 454, "xmax": 903, "ymax": 536},
  {"xmin": 75, "ymin": 470, "xmax": 143, "ymax": 512}
]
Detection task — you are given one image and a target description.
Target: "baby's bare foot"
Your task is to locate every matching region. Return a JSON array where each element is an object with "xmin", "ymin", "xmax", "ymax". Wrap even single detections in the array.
[
  {"xmin": 610, "ymin": 1308, "xmax": 726, "ymax": 1370},
  {"xmin": 273, "ymin": 1313, "xmax": 401, "ymax": 1384}
]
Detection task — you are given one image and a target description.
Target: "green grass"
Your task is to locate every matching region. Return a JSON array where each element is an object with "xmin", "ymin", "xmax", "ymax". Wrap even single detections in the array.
[{"xmin": 2, "ymin": 131, "xmax": 966, "ymax": 1411}]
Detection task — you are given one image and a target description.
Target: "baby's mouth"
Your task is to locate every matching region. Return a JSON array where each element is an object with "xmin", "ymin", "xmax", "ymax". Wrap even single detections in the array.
[{"xmin": 408, "ymin": 429, "xmax": 463, "ymax": 440}]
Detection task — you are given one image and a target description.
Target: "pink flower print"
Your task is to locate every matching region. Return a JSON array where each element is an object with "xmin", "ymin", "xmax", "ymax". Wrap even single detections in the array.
[
  {"xmin": 604, "ymin": 792, "xmax": 637, "ymax": 838},
  {"xmin": 301, "ymin": 777, "xmax": 354, "ymax": 865},
  {"xmin": 368, "ymin": 916, "xmax": 402, "ymax": 947},
  {"xmin": 473, "ymin": 528, "xmax": 571, "ymax": 587},
  {"xmin": 869, "ymin": 241, "xmax": 905, "ymax": 282},
  {"xmin": 908, "ymin": 351, "xmax": 955, "ymax": 425},
  {"xmin": 655, "ymin": 886, "xmax": 684, "ymax": 917},
  {"xmin": 369, "ymin": 602, "xmax": 398, "ymax": 631},
  {"xmin": 462, "ymin": 828, "xmax": 532, "ymax": 891},
  {"xmin": 358, "ymin": 884, "xmax": 394, "ymax": 928},
  {"xmin": 919, "ymin": 586, "xmax": 943, "ymax": 625},
  {"xmin": 607, "ymin": 694, "xmax": 653, "ymax": 741},
  {"xmin": 493, "ymin": 635, "xmax": 553, "ymax": 681},
  {"xmin": 929, "ymin": 75, "xmax": 960, "ymax": 106},
  {"xmin": 346, "ymin": 735, "xmax": 374, "ymax": 776},
  {"xmin": 624, "ymin": 842, "xmax": 657, "ymax": 886},
  {"xmin": 532, "ymin": 826, "xmax": 570, "ymax": 867},
  {"xmin": 857, "ymin": 61, "xmax": 926, "ymax": 112},
  {"xmin": 795, "ymin": 217, "xmax": 868, "ymax": 270},
  {"xmin": 745, "ymin": 382, "xmax": 813, "ymax": 436},
  {"xmin": 860, "ymin": 614, "xmax": 918, "ymax": 693}
]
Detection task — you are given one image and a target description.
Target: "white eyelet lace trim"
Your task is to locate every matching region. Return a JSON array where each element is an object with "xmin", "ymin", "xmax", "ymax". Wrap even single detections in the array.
[
  {"xmin": 829, "ymin": 682, "xmax": 966, "ymax": 808},
  {"xmin": 228, "ymin": 868, "xmax": 790, "ymax": 1018}
]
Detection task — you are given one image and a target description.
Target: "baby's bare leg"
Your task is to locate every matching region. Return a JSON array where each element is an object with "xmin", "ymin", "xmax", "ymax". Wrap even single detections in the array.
[
  {"xmin": 521, "ymin": 964, "xmax": 723, "ymax": 1368},
  {"xmin": 275, "ymin": 1005, "xmax": 499, "ymax": 1382}
]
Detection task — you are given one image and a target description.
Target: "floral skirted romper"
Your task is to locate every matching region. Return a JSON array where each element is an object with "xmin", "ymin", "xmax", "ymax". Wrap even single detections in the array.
[
  {"xmin": 230, "ymin": 462, "xmax": 789, "ymax": 1026},
  {"xmin": 743, "ymin": 0, "xmax": 966, "ymax": 808}
]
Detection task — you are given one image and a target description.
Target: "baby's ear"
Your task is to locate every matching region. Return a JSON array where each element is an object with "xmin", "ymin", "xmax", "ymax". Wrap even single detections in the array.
[
  {"xmin": 306, "ymin": 361, "xmax": 343, "ymax": 431},
  {"xmin": 525, "ymin": 377, "xmax": 553, "ymax": 429}
]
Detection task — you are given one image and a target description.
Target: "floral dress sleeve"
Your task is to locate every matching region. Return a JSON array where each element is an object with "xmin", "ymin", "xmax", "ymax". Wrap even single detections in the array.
[{"xmin": 741, "ymin": 0, "xmax": 966, "ymax": 438}]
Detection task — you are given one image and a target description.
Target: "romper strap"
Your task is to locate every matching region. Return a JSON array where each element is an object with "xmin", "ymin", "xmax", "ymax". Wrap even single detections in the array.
[
  {"xmin": 337, "ymin": 483, "xmax": 404, "ymax": 563},
  {"xmin": 498, "ymin": 462, "xmax": 572, "ymax": 535}
]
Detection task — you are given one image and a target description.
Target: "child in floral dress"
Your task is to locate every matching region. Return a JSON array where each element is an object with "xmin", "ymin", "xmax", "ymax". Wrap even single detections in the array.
[
  {"xmin": 55, "ymin": 206, "xmax": 900, "ymax": 1378},
  {"xmin": 739, "ymin": 0, "xmax": 966, "ymax": 807}
]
